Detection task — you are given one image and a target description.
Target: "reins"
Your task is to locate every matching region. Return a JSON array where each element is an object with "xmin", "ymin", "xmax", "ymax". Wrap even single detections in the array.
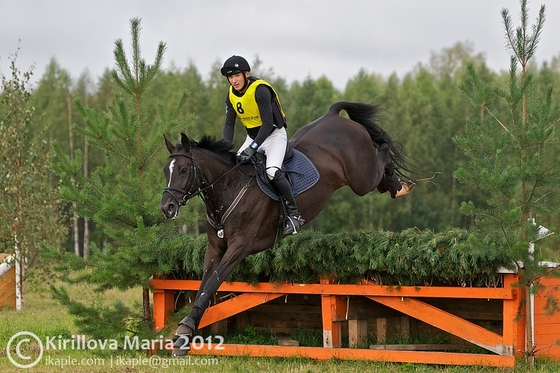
[{"xmin": 163, "ymin": 151, "xmax": 254, "ymax": 238}]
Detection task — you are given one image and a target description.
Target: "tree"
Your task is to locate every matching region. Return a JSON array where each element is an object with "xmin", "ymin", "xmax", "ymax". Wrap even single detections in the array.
[
  {"xmin": 454, "ymin": 1, "xmax": 560, "ymax": 362},
  {"xmin": 0, "ymin": 48, "xmax": 66, "ymax": 310},
  {"xmin": 48, "ymin": 18, "xmax": 194, "ymax": 337},
  {"xmin": 287, "ymin": 76, "xmax": 340, "ymax": 134}
]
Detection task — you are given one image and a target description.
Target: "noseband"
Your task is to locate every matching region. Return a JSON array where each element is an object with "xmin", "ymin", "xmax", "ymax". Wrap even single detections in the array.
[{"xmin": 163, "ymin": 153, "xmax": 201, "ymax": 207}]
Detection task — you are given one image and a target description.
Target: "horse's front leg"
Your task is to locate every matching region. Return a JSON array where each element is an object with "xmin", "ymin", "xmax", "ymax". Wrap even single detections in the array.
[
  {"xmin": 173, "ymin": 244, "xmax": 222, "ymax": 355},
  {"xmin": 173, "ymin": 241, "xmax": 251, "ymax": 356}
]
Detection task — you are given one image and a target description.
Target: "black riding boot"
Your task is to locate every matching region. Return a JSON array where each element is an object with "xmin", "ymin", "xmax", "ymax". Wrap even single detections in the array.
[{"xmin": 272, "ymin": 170, "xmax": 304, "ymax": 235}]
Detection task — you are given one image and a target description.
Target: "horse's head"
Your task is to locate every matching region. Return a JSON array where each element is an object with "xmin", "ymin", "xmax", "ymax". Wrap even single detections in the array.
[{"xmin": 160, "ymin": 133, "xmax": 199, "ymax": 219}]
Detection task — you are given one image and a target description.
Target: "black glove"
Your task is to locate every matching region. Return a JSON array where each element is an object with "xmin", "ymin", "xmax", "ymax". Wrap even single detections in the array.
[
  {"xmin": 237, "ymin": 146, "xmax": 256, "ymax": 163},
  {"xmin": 237, "ymin": 141, "xmax": 259, "ymax": 163}
]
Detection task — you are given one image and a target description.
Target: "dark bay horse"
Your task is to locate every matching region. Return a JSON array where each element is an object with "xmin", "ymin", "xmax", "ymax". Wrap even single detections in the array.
[{"xmin": 159, "ymin": 101, "xmax": 414, "ymax": 355}]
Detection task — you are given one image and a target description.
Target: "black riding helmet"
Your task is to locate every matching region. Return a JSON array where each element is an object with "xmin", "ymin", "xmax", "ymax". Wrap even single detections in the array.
[{"xmin": 220, "ymin": 55, "xmax": 251, "ymax": 77}]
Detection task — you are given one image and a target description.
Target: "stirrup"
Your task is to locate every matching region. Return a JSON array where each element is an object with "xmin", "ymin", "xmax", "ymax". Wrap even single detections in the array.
[{"xmin": 283, "ymin": 214, "xmax": 304, "ymax": 235}]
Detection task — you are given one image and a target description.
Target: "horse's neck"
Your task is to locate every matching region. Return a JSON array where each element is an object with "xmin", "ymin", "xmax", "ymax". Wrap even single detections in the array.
[{"xmin": 197, "ymin": 156, "xmax": 241, "ymax": 206}]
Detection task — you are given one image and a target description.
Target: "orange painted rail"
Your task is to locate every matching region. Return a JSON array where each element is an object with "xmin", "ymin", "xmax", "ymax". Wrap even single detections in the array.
[
  {"xmin": 149, "ymin": 279, "xmax": 514, "ymax": 299},
  {"xmin": 189, "ymin": 344, "xmax": 515, "ymax": 367}
]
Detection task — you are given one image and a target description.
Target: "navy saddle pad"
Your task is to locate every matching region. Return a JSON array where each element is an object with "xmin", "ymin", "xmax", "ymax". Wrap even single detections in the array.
[{"xmin": 257, "ymin": 149, "xmax": 319, "ymax": 201}]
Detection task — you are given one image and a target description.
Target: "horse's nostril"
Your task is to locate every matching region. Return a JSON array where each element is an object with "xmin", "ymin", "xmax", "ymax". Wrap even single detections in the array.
[{"xmin": 160, "ymin": 202, "xmax": 175, "ymax": 217}]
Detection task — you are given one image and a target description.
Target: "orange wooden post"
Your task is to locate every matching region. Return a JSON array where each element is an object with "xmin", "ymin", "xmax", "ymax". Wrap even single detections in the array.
[
  {"xmin": 0, "ymin": 254, "xmax": 15, "ymax": 309},
  {"xmin": 152, "ymin": 289, "xmax": 174, "ymax": 331},
  {"xmin": 502, "ymin": 273, "xmax": 522, "ymax": 356},
  {"xmin": 533, "ymin": 273, "xmax": 560, "ymax": 358},
  {"xmin": 320, "ymin": 278, "xmax": 347, "ymax": 348}
]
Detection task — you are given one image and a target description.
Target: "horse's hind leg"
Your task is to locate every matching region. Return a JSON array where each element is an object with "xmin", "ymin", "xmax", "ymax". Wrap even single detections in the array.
[{"xmin": 376, "ymin": 143, "xmax": 402, "ymax": 198}]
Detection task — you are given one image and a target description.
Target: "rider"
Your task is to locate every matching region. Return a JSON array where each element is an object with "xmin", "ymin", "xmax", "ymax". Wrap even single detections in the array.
[{"xmin": 220, "ymin": 55, "xmax": 304, "ymax": 235}]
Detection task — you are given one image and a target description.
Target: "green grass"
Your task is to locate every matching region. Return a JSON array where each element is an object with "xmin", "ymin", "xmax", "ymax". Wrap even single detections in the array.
[{"xmin": 1, "ymin": 279, "xmax": 560, "ymax": 372}]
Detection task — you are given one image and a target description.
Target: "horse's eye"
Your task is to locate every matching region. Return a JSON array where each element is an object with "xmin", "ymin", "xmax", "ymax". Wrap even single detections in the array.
[{"xmin": 181, "ymin": 167, "xmax": 188, "ymax": 173}]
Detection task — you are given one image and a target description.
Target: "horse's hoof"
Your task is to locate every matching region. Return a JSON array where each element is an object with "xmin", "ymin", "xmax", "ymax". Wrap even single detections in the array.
[
  {"xmin": 175, "ymin": 323, "xmax": 194, "ymax": 336},
  {"xmin": 172, "ymin": 334, "xmax": 192, "ymax": 357},
  {"xmin": 395, "ymin": 179, "xmax": 415, "ymax": 197},
  {"xmin": 172, "ymin": 347, "xmax": 189, "ymax": 357}
]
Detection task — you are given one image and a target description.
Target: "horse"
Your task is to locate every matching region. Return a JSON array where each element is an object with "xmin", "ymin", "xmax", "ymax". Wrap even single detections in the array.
[{"xmin": 159, "ymin": 101, "xmax": 415, "ymax": 355}]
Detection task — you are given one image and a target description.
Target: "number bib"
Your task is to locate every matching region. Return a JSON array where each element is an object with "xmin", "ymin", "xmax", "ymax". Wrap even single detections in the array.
[{"xmin": 228, "ymin": 79, "xmax": 285, "ymax": 129}]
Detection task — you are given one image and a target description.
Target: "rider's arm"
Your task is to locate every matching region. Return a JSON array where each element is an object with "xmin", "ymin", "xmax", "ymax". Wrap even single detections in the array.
[
  {"xmin": 222, "ymin": 93, "xmax": 237, "ymax": 143},
  {"xmin": 252, "ymin": 85, "xmax": 275, "ymax": 147}
]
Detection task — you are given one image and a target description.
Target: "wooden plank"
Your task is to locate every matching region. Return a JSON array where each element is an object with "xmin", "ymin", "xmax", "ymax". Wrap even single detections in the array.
[
  {"xmin": 400, "ymin": 315, "xmax": 414, "ymax": 338},
  {"xmin": 188, "ymin": 344, "xmax": 515, "ymax": 367},
  {"xmin": 208, "ymin": 319, "xmax": 228, "ymax": 336},
  {"xmin": 422, "ymin": 298, "xmax": 504, "ymax": 321},
  {"xmin": 369, "ymin": 344, "xmax": 468, "ymax": 351},
  {"xmin": 368, "ymin": 296, "xmax": 512, "ymax": 356},
  {"xmin": 235, "ymin": 311, "xmax": 250, "ymax": 331},
  {"xmin": 198, "ymin": 293, "xmax": 283, "ymax": 329},
  {"xmin": 376, "ymin": 317, "xmax": 395, "ymax": 343},
  {"xmin": 348, "ymin": 319, "xmax": 368, "ymax": 348},
  {"xmin": 149, "ymin": 279, "xmax": 513, "ymax": 299}
]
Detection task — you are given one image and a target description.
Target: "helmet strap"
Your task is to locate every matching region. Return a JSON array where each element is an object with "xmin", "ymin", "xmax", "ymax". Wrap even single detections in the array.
[{"xmin": 240, "ymin": 74, "xmax": 250, "ymax": 92}]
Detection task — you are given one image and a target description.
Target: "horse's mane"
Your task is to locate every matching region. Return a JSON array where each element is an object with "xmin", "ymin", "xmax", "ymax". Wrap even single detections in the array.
[
  {"xmin": 175, "ymin": 135, "xmax": 236, "ymax": 163},
  {"xmin": 195, "ymin": 135, "xmax": 235, "ymax": 153}
]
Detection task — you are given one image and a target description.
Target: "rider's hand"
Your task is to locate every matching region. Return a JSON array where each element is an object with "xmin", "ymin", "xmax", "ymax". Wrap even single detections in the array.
[{"xmin": 237, "ymin": 142, "xmax": 258, "ymax": 163}]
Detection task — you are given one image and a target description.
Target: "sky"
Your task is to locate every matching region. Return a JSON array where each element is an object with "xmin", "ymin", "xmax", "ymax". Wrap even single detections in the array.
[{"xmin": 2, "ymin": 0, "xmax": 560, "ymax": 90}]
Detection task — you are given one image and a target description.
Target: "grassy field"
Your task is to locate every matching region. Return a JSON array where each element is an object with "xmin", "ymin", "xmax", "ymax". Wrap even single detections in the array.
[{"xmin": 1, "ymin": 279, "xmax": 559, "ymax": 372}]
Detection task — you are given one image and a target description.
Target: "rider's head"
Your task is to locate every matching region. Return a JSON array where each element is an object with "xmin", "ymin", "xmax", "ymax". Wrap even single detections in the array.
[{"xmin": 221, "ymin": 55, "xmax": 251, "ymax": 92}]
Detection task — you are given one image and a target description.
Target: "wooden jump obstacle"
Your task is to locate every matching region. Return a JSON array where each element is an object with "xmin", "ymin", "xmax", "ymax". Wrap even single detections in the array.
[
  {"xmin": 150, "ymin": 268, "xmax": 558, "ymax": 367},
  {"xmin": 0, "ymin": 254, "xmax": 16, "ymax": 309}
]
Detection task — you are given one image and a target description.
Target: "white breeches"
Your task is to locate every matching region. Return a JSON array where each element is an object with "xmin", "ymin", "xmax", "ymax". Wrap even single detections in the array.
[{"xmin": 238, "ymin": 127, "xmax": 287, "ymax": 180}]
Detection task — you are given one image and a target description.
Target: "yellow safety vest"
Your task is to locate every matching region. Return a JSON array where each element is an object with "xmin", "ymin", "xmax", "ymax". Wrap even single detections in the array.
[{"xmin": 228, "ymin": 79, "xmax": 286, "ymax": 129}]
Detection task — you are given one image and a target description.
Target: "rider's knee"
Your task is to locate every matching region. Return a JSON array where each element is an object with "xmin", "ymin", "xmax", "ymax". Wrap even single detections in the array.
[{"xmin": 267, "ymin": 167, "xmax": 281, "ymax": 180}]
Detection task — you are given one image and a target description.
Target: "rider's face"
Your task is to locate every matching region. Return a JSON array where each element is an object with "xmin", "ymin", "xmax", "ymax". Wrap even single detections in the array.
[{"xmin": 227, "ymin": 71, "xmax": 248, "ymax": 92}]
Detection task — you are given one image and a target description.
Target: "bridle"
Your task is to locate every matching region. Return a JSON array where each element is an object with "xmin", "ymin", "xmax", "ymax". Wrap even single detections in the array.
[
  {"xmin": 162, "ymin": 153, "xmax": 201, "ymax": 207},
  {"xmin": 162, "ymin": 150, "xmax": 253, "ymax": 238}
]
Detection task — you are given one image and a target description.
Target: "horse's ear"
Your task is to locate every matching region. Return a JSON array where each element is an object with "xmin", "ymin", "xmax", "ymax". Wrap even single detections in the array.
[
  {"xmin": 180, "ymin": 133, "xmax": 191, "ymax": 152},
  {"xmin": 164, "ymin": 135, "xmax": 175, "ymax": 154}
]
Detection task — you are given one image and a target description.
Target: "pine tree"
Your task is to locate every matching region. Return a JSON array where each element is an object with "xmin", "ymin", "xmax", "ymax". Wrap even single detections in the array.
[
  {"xmin": 453, "ymin": 1, "xmax": 560, "ymax": 361},
  {"xmin": 48, "ymin": 18, "xmax": 194, "ymax": 337}
]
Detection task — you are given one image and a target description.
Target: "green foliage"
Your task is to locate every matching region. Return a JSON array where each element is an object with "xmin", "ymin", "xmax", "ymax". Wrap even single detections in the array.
[
  {"xmin": 157, "ymin": 228, "xmax": 513, "ymax": 286},
  {"xmin": 9, "ymin": 3, "xmax": 560, "ymax": 345},
  {"xmin": 47, "ymin": 18, "xmax": 195, "ymax": 336},
  {"xmin": 453, "ymin": 1, "xmax": 560, "ymax": 358},
  {"xmin": 0, "ymin": 48, "xmax": 66, "ymax": 276},
  {"xmin": 289, "ymin": 328, "xmax": 323, "ymax": 347},
  {"xmin": 50, "ymin": 284, "xmax": 149, "ymax": 341},
  {"xmin": 454, "ymin": 0, "xmax": 560, "ymax": 261},
  {"xmin": 224, "ymin": 325, "xmax": 277, "ymax": 346},
  {"xmin": 25, "ymin": 33, "xmax": 560, "ymax": 248}
]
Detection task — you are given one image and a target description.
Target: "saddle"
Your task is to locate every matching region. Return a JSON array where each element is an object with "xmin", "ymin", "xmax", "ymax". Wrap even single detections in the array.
[{"xmin": 254, "ymin": 143, "xmax": 319, "ymax": 201}]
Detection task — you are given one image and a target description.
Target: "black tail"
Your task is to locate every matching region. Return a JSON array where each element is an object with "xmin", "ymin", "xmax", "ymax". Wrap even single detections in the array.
[{"xmin": 328, "ymin": 101, "xmax": 416, "ymax": 183}]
